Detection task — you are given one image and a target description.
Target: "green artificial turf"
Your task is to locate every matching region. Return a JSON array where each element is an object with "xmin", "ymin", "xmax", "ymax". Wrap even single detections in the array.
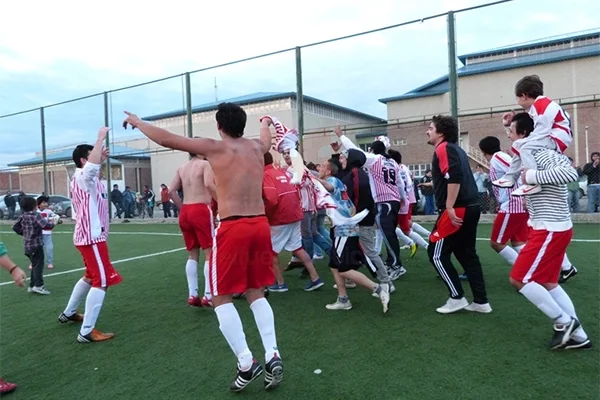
[{"xmin": 0, "ymin": 223, "xmax": 598, "ymax": 400}]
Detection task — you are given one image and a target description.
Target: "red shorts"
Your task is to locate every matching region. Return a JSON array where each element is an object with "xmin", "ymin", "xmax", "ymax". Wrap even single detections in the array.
[
  {"xmin": 490, "ymin": 212, "xmax": 529, "ymax": 244},
  {"xmin": 397, "ymin": 208, "xmax": 413, "ymax": 233},
  {"xmin": 76, "ymin": 241, "xmax": 122, "ymax": 288},
  {"xmin": 179, "ymin": 203, "xmax": 214, "ymax": 251},
  {"xmin": 510, "ymin": 228, "xmax": 572, "ymax": 284},
  {"xmin": 209, "ymin": 216, "xmax": 274, "ymax": 296}
]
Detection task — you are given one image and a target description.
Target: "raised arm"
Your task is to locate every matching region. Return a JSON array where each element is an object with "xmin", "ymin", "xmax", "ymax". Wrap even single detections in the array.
[
  {"xmin": 335, "ymin": 126, "xmax": 377, "ymax": 168},
  {"xmin": 79, "ymin": 128, "xmax": 109, "ymax": 190},
  {"xmin": 256, "ymin": 118, "xmax": 273, "ymax": 154},
  {"xmin": 168, "ymin": 168, "xmax": 183, "ymax": 209},
  {"xmin": 123, "ymin": 112, "xmax": 221, "ymax": 156}
]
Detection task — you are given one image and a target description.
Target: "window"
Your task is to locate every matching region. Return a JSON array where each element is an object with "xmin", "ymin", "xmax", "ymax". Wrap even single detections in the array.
[
  {"xmin": 392, "ymin": 139, "xmax": 406, "ymax": 146},
  {"xmin": 408, "ymin": 163, "xmax": 432, "ymax": 179},
  {"xmin": 359, "ymin": 143, "xmax": 370, "ymax": 152}
]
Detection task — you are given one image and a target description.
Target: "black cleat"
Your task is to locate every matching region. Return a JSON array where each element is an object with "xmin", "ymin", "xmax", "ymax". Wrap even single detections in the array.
[
  {"xmin": 563, "ymin": 338, "xmax": 592, "ymax": 350},
  {"xmin": 549, "ymin": 318, "xmax": 580, "ymax": 349},
  {"xmin": 264, "ymin": 355, "xmax": 283, "ymax": 391},
  {"xmin": 559, "ymin": 266, "xmax": 577, "ymax": 283},
  {"xmin": 230, "ymin": 359, "xmax": 263, "ymax": 392}
]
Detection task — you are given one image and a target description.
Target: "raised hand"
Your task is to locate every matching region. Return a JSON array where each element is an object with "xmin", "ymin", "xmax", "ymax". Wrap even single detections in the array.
[
  {"xmin": 101, "ymin": 147, "xmax": 110, "ymax": 162},
  {"xmin": 123, "ymin": 111, "xmax": 142, "ymax": 130},
  {"xmin": 330, "ymin": 142, "xmax": 341, "ymax": 152},
  {"xmin": 502, "ymin": 111, "xmax": 515, "ymax": 127},
  {"xmin": 334, "ymin": 125, "xmax": 344, "ymax": 138},
  {"xmin": 98, "ymin": 127, "xmax": 110, "ymax": 142}
]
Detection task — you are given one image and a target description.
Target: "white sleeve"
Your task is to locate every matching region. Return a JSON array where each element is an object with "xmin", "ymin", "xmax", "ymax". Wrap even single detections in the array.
[
  {"xmin": 78, "ymin": 162, "xmax": 101, "ymax": 192},
  {"xmin": 339, "ymin": 135, "xmax": 377, "ymax": 168},
  {"xmin": 397, "ymin": 167, "xmax": 406, "ymax": 201}
]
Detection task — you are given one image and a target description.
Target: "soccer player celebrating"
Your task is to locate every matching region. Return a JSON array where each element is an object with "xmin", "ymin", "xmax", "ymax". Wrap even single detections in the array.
[
  {"xmin": 58, "ymin": 128, "xmax": 123, "ymax": 343},
  {"xmin": 169, "ymin": 153, "xmax": 217, "ymax": 307},
  {"xmin": 123, "ymin": 104, "xmax": 283, "ymax": 392},
  {"xmin": 426, "ymin": 116, "xmax": 491, "ymax": 314},
  {"xmin": 510, "ymin": 149, "xmax": 591, "ymax": 349}
]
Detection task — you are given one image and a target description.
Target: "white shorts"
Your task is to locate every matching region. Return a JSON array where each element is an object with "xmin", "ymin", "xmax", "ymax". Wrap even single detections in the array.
[{"xmin": 271, "ymin": 221, "xmax": 303, "ymax": 254}]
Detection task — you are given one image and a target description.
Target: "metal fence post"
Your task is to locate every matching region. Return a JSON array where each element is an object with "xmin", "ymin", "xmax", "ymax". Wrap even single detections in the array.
[
  {"xmin": 295, "ymin": 46, "xmax": 305, "ymax": 157},
  {"xmin": 185, "ymin": 72, "xmax": 193, "ymax": 139},
  {"xmin": 40, "ymin": 107, "xmax": 48, "ymax": 194},
  {"xmin": 447, "ymin": 11, "xmax": 459, "ymax": 119},
  {"xmin": 103, "ymin": 92, "xmax": 112, "ymax": 221}
]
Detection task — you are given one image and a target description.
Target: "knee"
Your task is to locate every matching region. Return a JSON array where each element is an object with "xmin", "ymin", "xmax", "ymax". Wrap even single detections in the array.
[
  {"xmin": 402, "ymin": 229, "xmax": 411, "ymax": 236},
  {"xmin": 509, "ymin": 277, "xmax": 523, "ymax": 290},
  {"xmin": 490, "ymin": 241, "xmax": 504, "ymax": 253}
]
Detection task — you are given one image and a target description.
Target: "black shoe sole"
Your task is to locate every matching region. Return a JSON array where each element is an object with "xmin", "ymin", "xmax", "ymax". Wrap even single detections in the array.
[
  {"xmin": 230, "ymin": 367, "xmax": 263, "ymax": 392},
  {"xmin": 264, "ymin": 364, "xmax": 283, "ymax": 390}
]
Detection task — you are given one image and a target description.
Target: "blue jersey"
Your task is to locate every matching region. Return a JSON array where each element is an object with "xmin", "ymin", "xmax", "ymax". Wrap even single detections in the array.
[{"xmin": 326, "ymin": 177, "xmax": 359, "ymax": 237}]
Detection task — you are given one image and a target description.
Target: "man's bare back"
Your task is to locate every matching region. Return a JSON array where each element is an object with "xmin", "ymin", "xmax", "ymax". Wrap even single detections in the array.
[{"xmin": 170, "ymin": 157, "xmax": 215, "ymax": 206}]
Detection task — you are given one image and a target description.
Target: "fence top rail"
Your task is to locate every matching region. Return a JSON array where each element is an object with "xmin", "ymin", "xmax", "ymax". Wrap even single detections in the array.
[{"xmin": 0, "ymin": 0, "xmax": 514, "ymax": 120}]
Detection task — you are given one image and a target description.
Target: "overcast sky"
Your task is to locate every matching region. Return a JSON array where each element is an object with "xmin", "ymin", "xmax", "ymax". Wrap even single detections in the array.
[{"xmin": 1, "ymin": 0, "xmax": 598, "ymax": 167}]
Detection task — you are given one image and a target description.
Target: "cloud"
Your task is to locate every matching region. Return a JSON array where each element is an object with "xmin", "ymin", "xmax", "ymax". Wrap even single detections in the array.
[{"xmin": 1, "ymin": 0, "xmax": 599, "ymax": 167}]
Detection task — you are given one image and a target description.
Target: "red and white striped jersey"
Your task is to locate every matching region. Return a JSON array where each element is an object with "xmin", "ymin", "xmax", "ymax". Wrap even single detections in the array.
[
  {"xmin": 398, "ymin": 164, "xmax": 416, "ymax": 204},
  {"xmin": 489, "ymin": 151, "xmax": 527, "ymax": 214},
  {"xmin": 284, "ymin": 167, "xmax": 316, "ymax": 212},
  {"xmin": 529, "ymin": 96, "xmax": 572, "ymax": 153},
  {"xmin": 339, "ymin": 135, "xmax": 401, "ymax": 203},
  {"xmin": 70, "ymin": 162, "xmax": 109, "ymax": 246}
]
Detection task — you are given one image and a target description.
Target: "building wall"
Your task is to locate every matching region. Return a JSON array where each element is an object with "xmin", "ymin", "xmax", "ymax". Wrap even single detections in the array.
[
  {"xmin": 386, "ymin": 56, "xmax": 600, "ymax": 121},
  {"xmin": 0, "ymin": 171, "xmax": 20, "ymax": 193}
]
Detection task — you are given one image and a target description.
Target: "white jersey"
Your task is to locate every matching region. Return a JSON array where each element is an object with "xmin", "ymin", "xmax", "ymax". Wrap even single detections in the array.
[
  {"xmin": 528, "ymin": 96, "xmax": 572, "ymax": 153},
  {"xmin": 70, "ymin": 162, "xmax": 110, "ymax": 246}
]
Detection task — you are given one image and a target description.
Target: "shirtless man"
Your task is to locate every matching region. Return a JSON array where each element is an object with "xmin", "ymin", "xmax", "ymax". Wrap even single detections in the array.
[
  {"xmin": 169, "ymin": 154, "xmax": 216, "ymax": 307},
  {"xmin": 123, "ymin": 103, "xmax": 282, "ymax": 392}
]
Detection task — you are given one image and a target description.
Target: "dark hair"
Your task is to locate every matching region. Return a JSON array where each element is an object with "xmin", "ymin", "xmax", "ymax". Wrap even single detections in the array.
[
  {"xmin": 329, "ymin": 157, "xmax": 342, "ymax": 172},
  {"xmin": 215, "ymin": 102, "xmax": 246, "ymax": 138},
  {"xmin": 36, "ymin": 195, "xmax": 49, "ymax": 206},
  {"xmin": 326, "ymin": 160, "xmax": 339, "ymax": 176},
  {"xmin": 306, "ymin": 162, "xmax": 317, "ymax": 171},
  {"xmin": 478, "ymin": 136, "xmax": 502, "ymax": 156},
  {"xmin": 20, "ymin": 197, "xmax": 37, "ymax": 212},
  {"xmin": 425, "ymin": 169, "xmax": 431, "ymax": 173},
  {"xmin": 72, "ymin": 144, "xmax": 94, "ymax": 168},
  {"xmin": 431, "ymin": 115, "xmax": 459, "ymax": 143},
  {"xmin": 512, "ymin": 112, "xmax": 534, "ymax": 137},
  {"xmin": 515, "ymin": 75, "xmax": 544, "ymax": 99},
  {"xmin": 388, "ymin": 149, "xmax": 402, "ymax": 164},
  {"xmin": 264, "ymin": 151, "xmax": 273, "ymax": 166},
  {"xmin": 370, "ymin": 141, "xmax": 388, "ymax": 157},
  {"xmin": 591, "ymin": 152, "xmax": 600, "ymax": 159}
]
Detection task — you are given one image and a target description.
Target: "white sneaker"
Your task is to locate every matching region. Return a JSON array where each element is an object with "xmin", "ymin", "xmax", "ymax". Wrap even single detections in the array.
[
  {"xmin": 465, "ymin": 302, "xmax": 493, "ymax": 313},
  {"xmin": 378, "ymin": 283, "xmax": 390, "ymax": 314},
  {"xmin": 373, "ymin": 282, "xmax": 396, "ymax": 297},
  {"xmin": 325, "ymin": 300, "xmax": 352, "ymax": 310},
  {"xmin": 511, "ymin": 184, "xmax": 542, "ymax": 196},
  {"xmin": 436, "ymin": 297, "xmax": 468, "ymax": 314},
  {"xmin": 492, "ymin": 178, "xmax": 514, "ymax": 188},
  {"xmin": 312, "ymin": 254, "xmax": 324, "ymax": 260},
  {"xmin": 31, "ymin": 286, "xmax": 51, "ymax": 295}
]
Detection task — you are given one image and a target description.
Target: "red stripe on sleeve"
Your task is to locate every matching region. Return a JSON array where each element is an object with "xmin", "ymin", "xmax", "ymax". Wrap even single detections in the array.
[{"xmin": 435, "ymin": 142, "xmax": 450, "ymax": 175}]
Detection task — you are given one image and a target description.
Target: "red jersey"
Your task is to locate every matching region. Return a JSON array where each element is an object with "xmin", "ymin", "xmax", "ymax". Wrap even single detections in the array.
[
  {"xmin": 262, "ymin": 165, "xmax": 303, "ymax": 226},
  {"xmin": 71, "ymin": 162, "xmax": 109, "ymax": 246}
]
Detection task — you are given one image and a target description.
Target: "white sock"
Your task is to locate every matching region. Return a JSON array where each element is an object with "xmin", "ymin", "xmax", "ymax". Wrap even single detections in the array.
[
  {"xmin": 80, "ymin": 288, "xmax": 106, "ymax": 336},
  {"xmin": 561, "ymin": 254, "xmax": 573, "ymax": 271},
  {"xmin": 519, "ymin": 282, "xmax": 570, "ymax": 324},
  {"xmin": 513, "ymin": 244, "xmax": 525, "ymax": 253},
  {"xmin": 408, "ymin": 230, "xmax": 429, "ymax": 249},
  {"xmin": 215, "ymin": 303, "xmax": 253, "ymax": 370},
  {"xmin": 250, "ymin": 297, "xmax": 280, "ymax": 362},
  {"xmin": 63, "ymin": 278, "xmax": 91, "ymax": 316},
  {"xmin": 549, "ymin": 286, "xmax": 588, "ymax": 340},
  {"xmin": 186, "ymin": 259, "xmax": 199, "ymax": 297},
  {"xmin": 411, "ymin": 222, "xmax": 430, "ymax": 236},
  {"xmin": 203, "ymin": 261, "xmax": 212, "ymax": 300},
  {"xmin": 395, "ymin": 228, "xmax": 413, "ymax": 246},
  {"xmin": 498, "ymin": 247, "xmax": 519, "ymax": 265}
]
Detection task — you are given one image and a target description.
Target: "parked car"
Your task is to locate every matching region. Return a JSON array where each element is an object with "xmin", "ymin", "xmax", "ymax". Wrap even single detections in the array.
[{"xmin": 0, "ymin": 193, "xmax": 72, "ymax": 219}]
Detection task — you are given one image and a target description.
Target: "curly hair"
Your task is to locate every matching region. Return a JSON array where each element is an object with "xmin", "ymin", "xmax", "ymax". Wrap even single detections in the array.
[{"xmin": 431, "ymin": 115, "xmax": 459, "ymax": 143}]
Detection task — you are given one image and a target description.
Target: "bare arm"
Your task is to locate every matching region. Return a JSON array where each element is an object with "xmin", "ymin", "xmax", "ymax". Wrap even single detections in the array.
[
  {"xmin": 168, "ymin": 169, "xmax": 183, "ymax": 210},
  {"xmin": 256, "ymin": 118, "xmax": 273, "ymax": 154},
  {"xmin": 203, "ymin": 163, "xmax": 217, "ymax": 201},
  {"xmin": 316, "ymin": 177, "xmax": 334, "ymax": 192},
  {"xmin": 123, "ymin": 112, "xmax": 221, "ymax": 156}
]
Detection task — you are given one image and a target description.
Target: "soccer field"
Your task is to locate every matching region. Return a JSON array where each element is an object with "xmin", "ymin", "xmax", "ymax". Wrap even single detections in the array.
[{"xmin": 1, "ymin": 223, "xmax": 598, "ymax": 400}]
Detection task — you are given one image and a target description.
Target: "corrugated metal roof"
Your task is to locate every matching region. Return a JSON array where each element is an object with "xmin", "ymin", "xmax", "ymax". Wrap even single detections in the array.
[
  {"xmin": 143, "ymin": 91, "xmax": 385, "ymax": 123},
  {"xmin": 379, "ymin": 42, "xmax": 600, "ymax": 103},
  {"xmin": 9, "ymin": 145, "xmax": 149, "ymax": 167}
]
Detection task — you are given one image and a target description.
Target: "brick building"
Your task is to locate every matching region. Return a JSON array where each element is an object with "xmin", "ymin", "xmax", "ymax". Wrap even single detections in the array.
[
  {"xmin": 306, "ymin": 30, "xmax": 600, "ymax": 177},
  {"xmin": 7, "ymin": 144, "xmax": 151, "ymax": 196}
]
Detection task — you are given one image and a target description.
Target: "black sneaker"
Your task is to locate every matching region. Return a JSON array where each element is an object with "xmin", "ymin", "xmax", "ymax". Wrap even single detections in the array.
[
  {"xmin": 230, "ymin": 359, "xmax": 263, "ymax": 392},
  {"xmin": 563, "ymin": 338, "xmax": 592, "ymax": 350},
  {"xmin": 264, "ymin": 355, "xmax": 283, "ymax": 390},
  {"xmin": 559, "ymin": 266, "xmax": 578, "ymax": 283},
  {"xmin": 549, "ymin": 318, "xmax": 580, "ymax": 349}
]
